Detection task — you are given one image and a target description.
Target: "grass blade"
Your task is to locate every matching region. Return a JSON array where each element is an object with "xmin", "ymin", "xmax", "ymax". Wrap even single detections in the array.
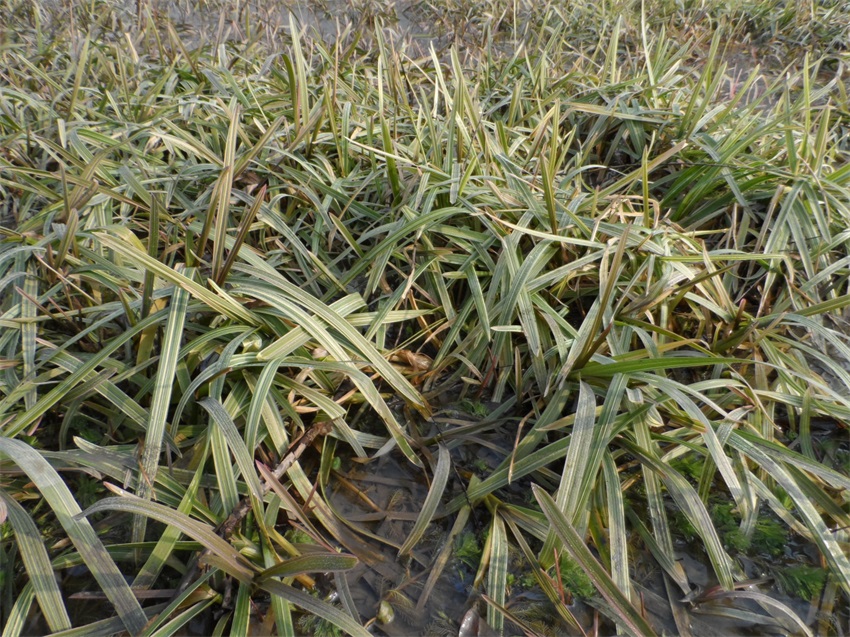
[
  {"xmin": 398, "ymin": 444, "xmax": 451, "ymax": 557},
  {"xmin": 0, "ymin": 491, "xmax": 71, "ymax": 632},
  {"xmin": 534, "ymin": 485, "xmax": 658, "ymax": 637},
  {"xmin": 80, "ymin": 489, "xmax": 256, "ymax": 583},
  {"xmin": 0, "ymin": 440, "xmax": 147, "ymax": 635},
  {"xmin": 134, "ymin": 281, "xmax": 189, "ymax": 545}
]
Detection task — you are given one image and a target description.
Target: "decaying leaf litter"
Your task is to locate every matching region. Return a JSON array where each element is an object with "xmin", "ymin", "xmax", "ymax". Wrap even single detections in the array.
[{"xmin": 1, "ymin": 0, "xmax": 849, "ymax": 635}]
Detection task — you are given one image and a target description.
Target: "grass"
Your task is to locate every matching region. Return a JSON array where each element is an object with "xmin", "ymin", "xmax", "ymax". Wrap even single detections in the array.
[{"xmin": 0, "ymin": 0, "xmax": 849, "ymax": 634}]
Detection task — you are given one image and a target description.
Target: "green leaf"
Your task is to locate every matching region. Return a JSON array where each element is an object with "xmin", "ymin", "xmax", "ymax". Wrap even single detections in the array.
[
  {"xmin": 729, "ymin": 433, "xmax": 850, "ymax": 595},
  {"xmin": 0, "ymin": 440, "xmax": 148, "ymax": 635},
  {"xmin": 619, "ymin": 437, "xmax": 735, "ymax": 590},
  {"xmin": 485, "ymin": 514, "xmax": 508, "ymax": 634},
  {"xmin": 199, "ymin": 397, "xmax": 264, "ymax": 500},
  {"xmin": 541, "ymin": 380, "xmax": 596, "ymax": 565},
  {"xmin": 79, "ymin": 489, "xmax": 257, "ymax": 583},
  {"xmin": 0, "ymin": 582, "xmax": 35, "ymax": 637},
  {"xmin": 95, "ymin": 232, "xmax": 261, "ymax": 327},
  {"xmin": 134, "ymin": 281, "xmax": 189, "ymax": 545},
  {"xmin": 534, "ymin": 485, "xmax": 658, "ymax": 637},
  {"xmin": 579, "ymin": 355, "xmax": 742, "ymax": 377},
  {"xmin": 259, "ymin": 579, "xmax": 371, "ymax": 637},
  {"xmin": 0, "ymin": 491, "xmax": 71, "ymax": 632},
  {"xmin": 255, "ymin": 553, "xmax": 358, "ymax": 582},
  {"xmin": 398, "ymin": 444, "xmax": 451, "ymax": 557},
  {"xmin": 139, "ymin": 572, "xmax": 216, "ymax": 637}
]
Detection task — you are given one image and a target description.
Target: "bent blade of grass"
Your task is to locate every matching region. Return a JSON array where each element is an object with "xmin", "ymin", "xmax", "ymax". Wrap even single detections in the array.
[
  {"xmin": 142, "ymin": 193, "xmax": 160, "ymax": 320},
  {"xmin": 0, "ymin": 582, "xmax": 35, "ymax": 637},
  {"xmin": 733, "ymin": 430, "xmax": 850, "ymax": 492},
  {"xmin": 486, "ymin": 513, "xmax": 509, "ymax": 635},
  {"xmin": 620, "ymin": 438, "xmax": 735, "ymax": 589},
  {"xmin": 1, "ymin": 305, "xmax": 166, "ymax": 436},
  {"xmin": 65, "ymin": 35, "xmax": 89, "ymax": 118},
  {"xmin": 260, "ymin": 579, "xmax": 370, "ymax": 637},
  {"xmin": 728, "ymin": 433, "xmax": 850, "ymax": 594},
  {"xmin": 216, "ymin": 184, "xmax": 266, "ymax": 285},
  {"xmin": 255, "ymin": 553, "xmax": 358, "ymax": 582},
  {"xmin": 398, "ymin": 444, "xmax": 451, "ymax": 557},
  {"xmin": 246, "ymin": 274, "xmax": 426, "ymax": 413},
  {"xmin": 206, "ymin": 340, "xmax": 249, "ymax": 514},
  {"xmin": 641, "ymin": 375, "xmax": 745, "ymax": 512},
  {"xmin": 541, "ymin": 380, "xmax": 596, "ymax": 566},
  {"xmin": 20, "ymin": 263, "xmax": 37, "ymax": 411},
  {"xmin": 464, "ymin": 262, "xmax": 491, "ymax": 338},
  {"xmin": 446, "ymin": 436, "xmax": 569, "ymax": 512},
  {"xmin": 254, "ymin": 291, "xmax": 365, "ymax": 361},
  {"xmin": 625, "ymin": 507, "xmax": 689, "ymax": 594},
  {"xmin": 416, "ymin": 503, "xmax": 471, "ymax": 612},
  {"xmin": 148, "ymin": 598, "xmax": 217, "ymax": 637},
  {"xmin": 261, "ymin": 542, "xmax": 295, "ymax": 637},
  {"xmin": 331, "ymin": 206, "xmax": 471, "ymax": 292},
  {"xmin": 45, "ymin": 349, "xmax": 149, "ymax": 430},
  {"xmin": 534, "ymin": 485, "xmax": 657, "ymax": 637},
  {"xmin": 747, "ymin": 473, "xmax": 813, "ymax": 541},
  {"xmin": 602, "ymin": 452, "xmax": 631, "ymax": 604},
  {"xmin": 134, "ymin": 282, "xmax": 189, "ymax": 545},
  {"xmin": 0, "ymin": 439, "xmax": 147, "ymax": 635},
  {"xmin": 189, "ymin": 357, "xmax": 374, "ymax": 458},
  {"xmin": 632, "ymin": 407, "xmax": 695, "ymax": 599},
  {"xmin": 572, "ymin": 374, "xmax": 628, "ymax": 523},
  {"xmin": 598, "ymin": 140, "xmax": 688, "ymax": 199},
  {"xmin": 198, "ymin": 397, "xmax": 264, "ymax": 501},
  {"xmin": 156, "ymin": 122, "xmax": 223, "ymax": 166},
  {"xmin": 503, "ymin": 241, "xmax": 557, "ymax": 390},
  {"xmin": 558, "ymin": 239, "xmax": 625, "ymax": 380},
  {"xmin": 211, "ymin": 100, "xmax": 240, "ymax": 282},
  {"xmin": 244, "ymin": 361, "xmax": 282, "ymax": 454},
  {"xmin": 240, "ymin": 285, "xmax": 423, "ymax": 464},
  {"xmin": 139, "ymin": 571, "xmax": 216, "ymax": 637},
  {"xmin": 334, "ymin": 572, "xmax": 359, "ymax": 627},
  {"xmin": 134, "ymin": 441, "xmax": 209, "ymax": 590},
  {"xmin": 45, "ymin": 605, "xmax": 169, "ymax": 637},
  {"xmin": 95, "ymin": 232, "xmax": 261, "ymax": 326},
  {"xmin": 710, "ymin": 590, "xmax": 813, "ymax": 636},
  {"xmin": 579, "ymin": 355, "xmax": 742, "ymax": 377},
  {"xmin": 233, "ymin": 116, "xmax": 285, "ymax": 179},
  {"xmin": 80, "ymin": 489, "xmax": 256, "ymax": 582},
  {"xmin": 231, "ymin": 583, "xmax": 251, "ymax": 637},
  {"xmin": 287, "ymin": 13, "xmax": 310, "ymax": 133},
  {"xmin": 168, "ymin": 332, "xmax": 254, "ymax": 432},
  {"xmin": 564, "ymin": 101, "xmax": 666, "ymax": 124},
  {"xmin": 503, "ymin": 514, "xmax": 585, "ymax": 632},
  {"xmin": 0, "ymin": 491, "xmax": 71, "ymax": 632}
]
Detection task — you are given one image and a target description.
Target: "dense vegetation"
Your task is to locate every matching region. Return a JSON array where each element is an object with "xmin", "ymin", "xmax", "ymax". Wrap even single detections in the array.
[{"xmin": 1, "ymin": 0, "xmax": 849, "ymax": 634}]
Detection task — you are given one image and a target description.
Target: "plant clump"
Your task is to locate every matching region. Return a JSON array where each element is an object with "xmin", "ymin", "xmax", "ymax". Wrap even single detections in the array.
[{"xmin": 0, "ymin": 0, "xmax": 849, "ymax": 635}]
